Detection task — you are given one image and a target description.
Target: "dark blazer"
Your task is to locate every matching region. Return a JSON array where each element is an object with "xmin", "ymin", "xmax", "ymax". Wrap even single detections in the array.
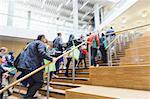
[
  {"xmin": 17, "ymin": 40, "xmax": 53, "ymax": 71},
  {"xmin": 0, "ymin": 65, "xmax": 5, "ymax": 75}
]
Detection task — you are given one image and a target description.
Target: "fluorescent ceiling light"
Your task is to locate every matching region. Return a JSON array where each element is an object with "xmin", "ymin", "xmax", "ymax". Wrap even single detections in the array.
[
  {"xmin": 41, "ymin": 0, "xmax": 47, "ymax": 8},
  {"xmin": 82, "ymin": 25, "xmax": 86, "ymax": 28},
  {"xmin": 62, "ymin": 20, "xmax": 66, "ymax": 24},
  {"xmin": 24, "ymin": 0, "xmax": 29, "ymax": 3},
  {"xmin": 23, "ymin": 0, "xmax": 26, "ymax": 3},
  {"xmin": 65, "ymin": 0, "xmax": 71, "ymax": 6},
  {"xmin": 57, "ymin": 3, "xmax": 63, "ymax": 12},
  {"xmin": 107, "ymin": 0, "xmax": 120, "ymax": 3},
  {"xmin": 70, "ymin": 11, "xmax": 73, "ymax": 15},
  {"xmin": 80, "ymin": 0, "xmax": 89, "ymax": 10},
  {"xmin": 82, "ymin": 12, "xmax": 90, "ymax": 19}
]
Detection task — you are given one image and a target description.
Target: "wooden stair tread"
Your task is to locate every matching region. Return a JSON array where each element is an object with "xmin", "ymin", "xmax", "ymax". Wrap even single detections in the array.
[
  {"xmin": 8, "ymin": 94, "xmax": 56, "ymax": 99},
  {"xmin": 41, "ymin": 87, "xmax": 65, "ymax": 95},
  {"xmin": 54, "ymin": 77, "xmax": 89, "ymax": 81},
  {"xmin": 66, "ymin": 85, "xmax": 150, "ymax": 99},
  {"xmin": 44, "ymin": 81, "xmax": 80, "ymax": 87},
  {"xmin": 59, "ymin": 68, "xmax": 89, "ymax": 71},
  {"xmin": 13, "ymin": 85, "xmax": 65, "ymax": 96},
  {"xmin": 58, "ymin": 72, "xmax": 89, "ymax": 74}
]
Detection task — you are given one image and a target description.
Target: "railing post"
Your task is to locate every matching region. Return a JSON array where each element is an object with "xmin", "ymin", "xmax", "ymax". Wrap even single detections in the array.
[
  {"xmin": 118, "ymin": 35, "xmax": 121, "ymax": 51},
  {"xmin": 72, "ymin": 50, "xmax": 75, "ymax": 83},
  {"xmin": 88, "ymin": 44, "xmax": 91, "ymax": 67},
  {"xmin": 107, "ymin": 35, "xmax": 112, "ymax": 66},
  {"xmin": 123, "ymin": 33, "xmax": 126, "ymax": 47},
  {"xmin": 46, "ymin": 65, "xmax": 50, "ymax": 99},
  {"xmin": 114, "ymin": 40, "xmax": 117, "ymax": 59}
]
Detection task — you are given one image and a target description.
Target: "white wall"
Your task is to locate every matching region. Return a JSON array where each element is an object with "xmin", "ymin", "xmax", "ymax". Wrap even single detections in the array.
[{"xmin": 0, "ymin": 25, "xmax": 71, "ymax": 42}]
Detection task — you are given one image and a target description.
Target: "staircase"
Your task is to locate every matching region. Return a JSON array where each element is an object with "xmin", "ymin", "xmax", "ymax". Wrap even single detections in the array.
[
  {"xmin": 6, "ymin": 33, "xmax": 150, "ymax": 99},
  {"xmin": 10, "ymin": 41, "xmax": 129, "ymax": 99},
  {"xmin": 66, "ymin": 34, "xmax": 150, "ymax": 99}
]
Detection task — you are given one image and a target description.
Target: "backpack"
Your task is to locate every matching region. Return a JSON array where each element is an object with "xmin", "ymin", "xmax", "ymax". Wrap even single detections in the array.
[{"xmin": 14, "ymin": 43, "xmax": 30, "ymax": 71}]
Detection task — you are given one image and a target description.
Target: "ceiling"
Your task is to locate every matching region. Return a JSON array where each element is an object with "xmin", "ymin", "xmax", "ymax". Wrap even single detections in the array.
[
  {"xmin": 107, "ymin": 0, "xmax": 150, "ymax": 33},
  {"xmin": 14, "ymin": 0, "xmax": 117, "ymax": 26}
]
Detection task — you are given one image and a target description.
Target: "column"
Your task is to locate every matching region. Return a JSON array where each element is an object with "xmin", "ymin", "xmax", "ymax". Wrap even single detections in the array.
[
  {"xmin": 73, "ymin": 0, "xmax": 78, "ymax": 35},
  {"xmin": 94, "ymin": 4, "xmax": 100, "ymax": 32},
  {"xmin": 100, "ymin": 6, "xmax": 104, "ymax": 23},
  {"xmin": 72, "ymin": 0, "xmax": 78, "ymax": 82},
  {"xmin": 27, "ymin": 11, "xmax": 31, "ymax": 29},
  {"xmin": 7, "ymin": 0, "xmax": 15, "ymax": 26}
]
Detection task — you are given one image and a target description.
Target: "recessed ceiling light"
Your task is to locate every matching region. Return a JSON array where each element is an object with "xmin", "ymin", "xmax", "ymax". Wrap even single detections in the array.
[
  {"xmin": 146, "ymin": 27, "xmax": 150, "ymax": 31},
  {"xmin": 121, "ymin": 17, "xmax": 127, "ymax": 24},
  {"xmin": 141, "ymin": 10, "xmax": 148, "ymax": 18},
  {"xmin": 121, "ymin": 20, "xmax": 127, "ymax": 24}
]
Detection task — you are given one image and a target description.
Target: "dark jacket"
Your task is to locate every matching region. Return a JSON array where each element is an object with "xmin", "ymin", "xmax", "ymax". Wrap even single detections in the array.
[
  {"xmin": 16, "ymin": 40, "xmax": 53, "ymax": 71},
  {"xmin": 0, "ymin": 65, "xmax": 5, "ymax": 75},
  {"xmin": 53, "ymin": 36, "xmax": 63, "ymax": 51}
]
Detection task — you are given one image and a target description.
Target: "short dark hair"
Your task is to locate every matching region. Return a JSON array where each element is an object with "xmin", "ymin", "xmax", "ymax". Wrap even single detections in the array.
[
  {"xmin": 37, "ymin": 34, "xmax": 45, "ymax": 40},
  {"xmin": 57, "ymin": 33, "xmax": 62, "ymax": 36}
]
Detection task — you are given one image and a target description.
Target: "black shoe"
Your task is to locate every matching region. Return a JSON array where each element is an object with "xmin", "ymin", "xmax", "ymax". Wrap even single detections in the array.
[
  {"xmin": 64, "ymin": 72, "xmax": 69, "ymax": 77},
  {"xmin": 22, "ymin": 95, "xmax": 38, "ymax": 99}
]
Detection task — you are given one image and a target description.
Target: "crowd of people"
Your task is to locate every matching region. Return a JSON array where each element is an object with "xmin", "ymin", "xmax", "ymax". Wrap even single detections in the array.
[
  {"xmin": 0, "ymin": 47, "xmax": 15, "ymax": 98},
  {"xmin": 0, "ymin": 27, "xmax": 115, "ymax": 99}
]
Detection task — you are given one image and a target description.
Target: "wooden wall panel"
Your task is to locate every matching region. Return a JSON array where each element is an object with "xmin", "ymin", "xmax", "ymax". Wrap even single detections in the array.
[
  {"xmin": 136, "ymin": 36, "xmax": 150, "ymax": 42},
  {"xmin": 89, "ymin": 66, "xmax": 150, "ymax": 91},
  {"xmin": 120, "ymin": 55, "xmax": 150, "ymax": 65},
  {"xmin": 125, "ymin": 47, "xmax": 150, "ymax": 56},
  {"xmin": 0, "ymin": 40, "xmax": 26, "ymax": 57},
  {"xmin": 129, "ymin": 41, "xmax": 150, "ymax": 48}
]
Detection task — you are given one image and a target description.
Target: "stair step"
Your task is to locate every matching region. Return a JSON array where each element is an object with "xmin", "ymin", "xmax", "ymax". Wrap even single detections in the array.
[
  {"xmin": 99, "ymin": 63, "xmax": 120, "ymax": 66},
  {"xmin": 90, "ymin": 66, "xmax": 150, "ymax": 90},
  {"xmin": 49, "ymin": 81, "xmax": 81, "ymax": 87},
  {"xmin": 43, "ymin": 81, "xmax": 80, "ymax": 90},
  {"xmin": 58, "ymin": 72, "xmax": 89, "ymax": 78},
  {"xmin": 13, "ymin": 85, "xmax": 65, "ymax": 99},
  {"xmin": 59, "ymin": 68, "xmax": 89, "ymax": 73},
  {"xmin": 8, "ymin": 93, "xmax": 56, "ymax": 99},
  {"xmin": 66, "ymin": 85, "xmax": 150, "ymax": 99},
  {"xmin": 39, "ymin": 88, "xmax": 65, "ymax": 99},
  {"xmin": 54, "ymin": 77, "xmax": 89, "ymax": 81},
  {"xmin": 52, "ymin": 77, "xmax": 89, "ymax": 85}
]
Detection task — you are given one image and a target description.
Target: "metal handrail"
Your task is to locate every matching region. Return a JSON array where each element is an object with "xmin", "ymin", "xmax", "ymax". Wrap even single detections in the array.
[
  {"xmin": 0, "ymin": 41, "xmax": 86, "ymax": 94},
  {"xmin": 105, "ymin": 23, "xmax": 150, "ymax": 50},
  {"xmin": 105, "ymin": 36, "xmax": 118, "ymax": 49}
]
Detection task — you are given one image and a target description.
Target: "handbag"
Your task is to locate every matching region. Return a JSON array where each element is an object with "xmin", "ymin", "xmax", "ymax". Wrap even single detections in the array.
[{"xmin": 69, "ymin": 41, "xmax": 80, "ymax": 60}]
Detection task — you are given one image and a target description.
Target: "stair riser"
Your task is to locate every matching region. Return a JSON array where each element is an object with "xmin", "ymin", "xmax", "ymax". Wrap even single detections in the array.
[
  {"xmin": 60, "ymin": 69, "xmax": 89, "ymax": 73},
  {"xmin": 49, "ymin": 85, "xmax": 77, "ymax": 90},
  {"xmin": 58, "ymin": 73, "xmax": 89, "ymax": 78},
  {"xmin": 13, "ymin": 86, "xmax": 65, "ymax": 99},
  {"xmin": 39, "ymin": 90, "xmax": 65, "ymax": 99},
  {"xmin": 52, "ymin": 79, "xmax": 89, "ymax": 85}
]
